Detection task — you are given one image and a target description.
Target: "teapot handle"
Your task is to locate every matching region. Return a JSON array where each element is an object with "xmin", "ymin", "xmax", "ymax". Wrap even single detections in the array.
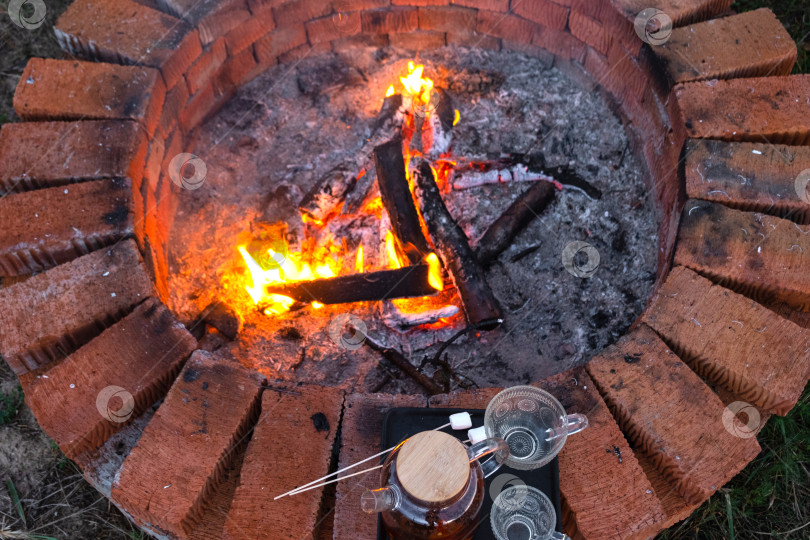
[{"xmin": 467, "ymin": 438, "xmax": 510, "ymax": 478}]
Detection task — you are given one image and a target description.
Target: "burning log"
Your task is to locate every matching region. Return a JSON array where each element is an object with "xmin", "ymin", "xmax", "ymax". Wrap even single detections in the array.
[
  {"xmin": 373, "ymin": 136, "xmax": 431, "ymax": 264},
  {"xmin": 475, "ymin": 180, "xmax": 556, "ymax": 265},
  {"xmin": 262, "ymin": 265, "xmax": 438, "ymax": 305},
  {"xmin": 411, "ymin": 158, "xmax": 503, "ymax": 327},
  {"xmin": 409, "ymin": 87, "xmax": 454, "ymax": 158},
  {"xmin": 451, "ymin": 154, "xmax": 601, "ymax": 200},
  {"xmin": 300, "ymin": 94, "xmax": 406, "ymax": 222}
]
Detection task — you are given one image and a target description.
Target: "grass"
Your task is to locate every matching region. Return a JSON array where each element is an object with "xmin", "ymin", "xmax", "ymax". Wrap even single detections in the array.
[{"xmin": 0, "ymin": 383, "xmax": 23, "ymax": 424}]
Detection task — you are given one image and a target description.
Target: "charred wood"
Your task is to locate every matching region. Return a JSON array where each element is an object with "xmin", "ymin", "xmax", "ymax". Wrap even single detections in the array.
[
  {"xmin": 374, "ymin": 136, "xmax": 431, "ymax": 264},
  {"xmin": 262, "ymin": 265, "xmax": 439, "ymax": 305},
  {"xmin": 357, "ymin": 330, "xmax": 444, "ymax": 395},
  {"xmin": 411, "ymin": 158, "xmax": 502, "ymax": 327},
  {"xmin": 475, "ymin": 180, "xmax": 556, "ymax": 265}
]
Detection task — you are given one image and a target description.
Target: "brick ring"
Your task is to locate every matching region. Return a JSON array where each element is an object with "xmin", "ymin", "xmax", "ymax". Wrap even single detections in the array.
[{"xmin": 0, "ymin": 1, "xmax": 808, "ymax": 538}]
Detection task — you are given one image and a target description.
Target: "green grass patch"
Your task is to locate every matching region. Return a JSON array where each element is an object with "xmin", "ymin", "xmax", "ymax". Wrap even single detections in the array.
[{"xmin": 0, "ymin": 384, "xmax": 23, "ymax": 424}]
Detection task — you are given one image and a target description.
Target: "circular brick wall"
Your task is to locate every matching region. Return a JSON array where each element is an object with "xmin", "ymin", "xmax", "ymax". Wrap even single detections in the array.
[{"xmin": 1, "ymin": 1, "xmax": 809, "ymax": 539}]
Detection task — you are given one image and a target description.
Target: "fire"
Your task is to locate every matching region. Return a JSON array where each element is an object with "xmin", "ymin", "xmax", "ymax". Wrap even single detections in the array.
[
  {"xmin": 385, "ymin": 230, "xmax": 403, "ymax": 269},
  {"xmin": 400, "ymin": 62, "xmax": 434, "ymax": 111},
  {"xmin": 228, "ymin": 61, "xmax": 455, "ymax": 323},
  {"xmin": 426, "ymin": 252, "xmax": 443, "ymax": 291}
]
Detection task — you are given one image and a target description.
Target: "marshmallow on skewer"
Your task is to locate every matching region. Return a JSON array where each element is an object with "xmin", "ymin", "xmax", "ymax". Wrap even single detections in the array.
[
  {"xmin": 468, "ymin": 426, "xmax": 487, "ymax": 445},
  {"xmin": 449, "ymin": 412, "xmax": 472, "ymax": 430}
]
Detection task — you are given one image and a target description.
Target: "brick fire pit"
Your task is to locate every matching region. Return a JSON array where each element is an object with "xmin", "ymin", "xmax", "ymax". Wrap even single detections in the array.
[{"xmin": 1, "ymin": 0, "xmax": 809, "ymax": 539}]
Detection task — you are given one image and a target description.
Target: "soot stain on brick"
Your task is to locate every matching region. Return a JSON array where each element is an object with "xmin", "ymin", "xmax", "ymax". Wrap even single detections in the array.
[
  {"xmin": 183, "ymin": 368, "xmax": 200, "ymax": 383},
  {"xmin": 144, "ymin": 301, "xmax": 159, "ymax": 319},
  {"xmin": 202, "ymin": 381, "xmax": 209, "ymax": 390},
  {"xmin": 122, "ymin": 96, "xmax": 141, "ymax": 117},
  {"xmin": 311, "ymin": 412, "xmax": 330, "ymax": 433},
  {"xmin": 624, "ymin": 353, "xmax": 642, "ymax": 364},
  {"xmin": 153, "ymin": 308, "xmax": 174, "ymax": 335},
  {"xmin": 103, "ymin": 204, "xmax": 130, "ymax": 226}
]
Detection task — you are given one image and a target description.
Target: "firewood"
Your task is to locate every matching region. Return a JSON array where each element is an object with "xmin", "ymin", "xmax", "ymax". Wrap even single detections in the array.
[
  {"xmin": 262, "ymin": 265, "xmax": 438, "ymax": 305},
  {"xmin": 356, "ymin": 330, "xmax": 444, "ymax": 395},
  {"xmin": 411, "ymin": 158, "xmax": 503, "ymax": 327},
  {"xmin": 409, "ymin": 87, "xmax": 454, "ymax": 158},
  {"xmin": 373, "ymin": 136, "xmax": 431, "ymax": 264},
  {"xmin": 300, "ymin": 94, "xmax": 406, "ymax": 222},
  {"xmin": 475, "ymin": 180, "xmax": 556, "ymax": 265}
]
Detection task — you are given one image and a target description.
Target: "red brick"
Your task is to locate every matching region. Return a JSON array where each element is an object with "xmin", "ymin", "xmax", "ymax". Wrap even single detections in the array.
[
  {"xmin": 393, "ymin": 0, "xmax": 446, "ymax": 4},
  {"xmin": 112, "ymin": 351, "xmax": 265, "ymax": 537},
  {"xmin": 222, "ymin": 385, "xmax": 344, "ymax": 538},
  {"xmin": 179, "ymin": 80, "xmax": 234, "ymax": 132},
  {"xmin": 333, "ymin": 393, "xmax": 427, "ymax": 540},
  {"xmin": 684, "ymin": 139, "xmax": 810, "ymax": 224},
  {"xmin": 675, "ymin": 200, "xmax": 810, "ymax": 310},
  {"xmin": 418, "ymin": 5, "xmax": 476, "ymax": 32},
  {"xmin": 0, "ymin": 239, "xmax": 154, "ymax": 376},
  {"xmin": 512, "ymin": 0, "xmax": 570, "ymax": 31},
  {"xmin": 390, "ymin": 30, "xmax": 446, "ymax": 49},
  {"xmin": 532, "ymin": 22, "xmax": 586, "ymax": 63},
  {"xmin": 224, "ymin": 5, "xmax": 275, "ymax": 55},
  {"xmin": 331, "ymin": 32, "xmax": 390, "ymax": 52},
  {"xmin": 54, "ymin": 0, "xmax": 202, "ymax": 89},
  {"xmin": 254, "ymin": 24, "xmax": 309, "ymax": 65},
  {"xmin": 158, "ymin": 0, "xmax": 251, "ymax": 45},
  {"xmin": 0, "ymin": 121, "xmax": 144, "ymax": 194},
  {"xmin": 306, "ymin": 12, "xmax": 363, "ymax": 43},
  {"xmin": 654, "ymin": 8, "xmax": 796, "ymax": 84},
  {"xmin": 14, "ymin": 59, "xmax": 165, "ymax": 137},
  {"xmin": 642, "ymin": 266, "xmax": 810, "ymax": 415},
  {"xmin": 568, "ymin": 9, "xmax": 611, "ymax": 55},
  {"xmin": 159, "ymin": 78, "xmax": 191, "ymax": 137},
  {"xmin": 221, "ymin": 45, "xmax": 262, "ymax": 87},
  {"xmin": 453, "ymin": 0, "xmax": 507, "ymax": 12},
  {"xmin": 538, "ymin": 369, "xmax": 665, "ymax": 540},
  {"xmin": 0, "ymin": 179, "xmax": 134, "ymax": 276},
  {"xmin": 675, "ymin": 74, "xmax": 810, "ymax": 146},
  {"xmin": 476, "ymin": 10, "xmax": 539, "ymax": 43},
  {"xmin": 334, "ymin": 0, "xmax": 389, "ymax": 8},
  {"xmin": 186, "ymin": 38, "xmax": 228, "ymax": 95},
  {"xmin": 273, "ymin": 0, "xmax": 331, "ymax": 26},
  {"xmin": 446, "ymin": 30, "xmax": 501, "ymax": 50},
  {"xmin": 610, "ymin": 0, "xmax": 734, "ymax": 26},
  {"xmin": 587, "ymin": 325, "xmax": 761, "ymax": 505},
  {"xmin": 23, "ymin": 298, "xmax": 196, "ymax": 459},
  {"xmin": 362, "ymin": 6, "xmax": 418, "ymax": 33}
]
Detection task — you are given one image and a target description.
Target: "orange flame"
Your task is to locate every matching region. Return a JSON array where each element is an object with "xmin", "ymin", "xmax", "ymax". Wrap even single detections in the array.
[
  {"xmin": 385, "ymin": 230, "xmax": 403, "ymax": 269},
  {"xmin": 426, "ymin": 253, "xmax": 443, "ymax": 291},
  {"xmin": 400, "ymin": 62, "xmax": 434, "ymax": 112}
]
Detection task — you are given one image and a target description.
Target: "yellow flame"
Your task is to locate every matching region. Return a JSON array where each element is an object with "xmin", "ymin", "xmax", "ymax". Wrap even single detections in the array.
[
  {"xmin": 426, "ymin": 253, "xmax": 443, "ymax": 291},
  {"xmin": 385, "ymin": 230, "xmax": 403, "ymax": 269},
  {"xmin": 312, "ymin": 301, "xmax": 324, "ymax": 309},
  {"xmin": 356, "ymin": 245, "xmax": 364, "ymax": 273},
  {"xmin": 386, "ymin": 85, "xmax": 395, "ymax": 97},
  {"xmin": 453, "ymin": 109, "xmax": 461, "ymax": 126},
  {"xmin": 400, "ymin": 63, "xmax": 433, "ymax": 109}
]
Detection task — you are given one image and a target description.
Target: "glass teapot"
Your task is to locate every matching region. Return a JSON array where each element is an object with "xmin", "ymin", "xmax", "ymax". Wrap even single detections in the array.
[{"xmin": 362, "ymin": 430, "xmax": 510, "ymax": 540}]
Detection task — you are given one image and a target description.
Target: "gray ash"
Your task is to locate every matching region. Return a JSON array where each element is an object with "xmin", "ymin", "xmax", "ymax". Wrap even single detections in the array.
[{"xmin": 167, "ymin": 45, "xmax": 658, "ymax": 392}]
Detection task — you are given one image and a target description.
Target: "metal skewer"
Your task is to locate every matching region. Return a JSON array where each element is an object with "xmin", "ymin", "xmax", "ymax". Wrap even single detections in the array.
[{"xmin": 274, "ymin": 421, "xmax": 453, "ymax": 500}]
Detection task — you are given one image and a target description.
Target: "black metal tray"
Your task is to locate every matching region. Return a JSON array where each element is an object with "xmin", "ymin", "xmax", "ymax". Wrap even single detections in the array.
[{"xmin": 376, "ymin": 407, "xmax": 562, "ymax": 540}]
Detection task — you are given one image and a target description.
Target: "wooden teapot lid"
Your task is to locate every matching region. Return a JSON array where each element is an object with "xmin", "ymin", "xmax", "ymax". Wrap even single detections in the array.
[{"xmin": 396, "ymin": 431, "xmax": 470, "ymax": 503}]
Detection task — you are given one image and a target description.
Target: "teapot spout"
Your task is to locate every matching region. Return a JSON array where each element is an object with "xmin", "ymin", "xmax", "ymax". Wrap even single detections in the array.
[{"xmin": 361, "ymin": 486, "xmax": 400, "ymax": 514}]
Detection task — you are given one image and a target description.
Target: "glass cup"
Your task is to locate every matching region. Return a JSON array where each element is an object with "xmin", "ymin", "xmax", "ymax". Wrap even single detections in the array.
[
  {"xmin": 491, "ymin": 485, "xmax": 569, "ymax": 540},
  {"xmin": 484, "ymin": 385, "xmax": 588, "ymax": 470}
]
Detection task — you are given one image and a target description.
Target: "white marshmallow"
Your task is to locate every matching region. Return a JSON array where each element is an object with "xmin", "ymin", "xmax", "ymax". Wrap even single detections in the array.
[
  {"xmin": 449, "ymin": 412, "xmax": 472, "ymax": 430},
  {"xmin": 468, "ymin": 426, "xmax": 487, "ymax": 445}
]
